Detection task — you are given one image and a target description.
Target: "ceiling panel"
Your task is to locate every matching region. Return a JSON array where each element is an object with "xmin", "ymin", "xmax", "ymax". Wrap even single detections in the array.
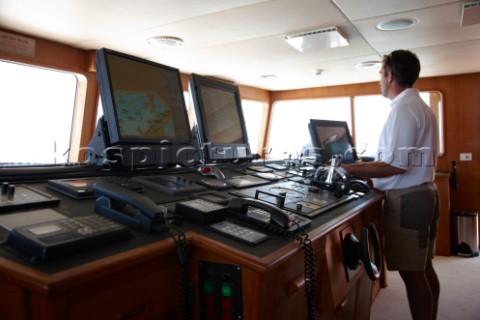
[
  {"xmin": 80, "ymin": 0, "xmax": 350, "ymax": 49},
  {"xmin": 0, "ymin": 0, "xmax": 479, "ymax": 90},
  {"xmin": 353, "ymin": 3, "xmax": 480, "ymax": 53},
  {"xmin": 413, "ymin": 40, "xmax": 480, "ymax": 77},
  {"xmin": 333, "ymin": 0, "xmax": 460, "ymax": 21},
  {"xmin": 0, "ymin": 0, "xmax": 269, "ymax": 45}
]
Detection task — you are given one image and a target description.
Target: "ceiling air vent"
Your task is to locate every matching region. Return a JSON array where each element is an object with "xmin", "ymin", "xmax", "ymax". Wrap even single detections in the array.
[{"xmin": 284, "ymin": 27, "xmax": 349, "ymax": 52}]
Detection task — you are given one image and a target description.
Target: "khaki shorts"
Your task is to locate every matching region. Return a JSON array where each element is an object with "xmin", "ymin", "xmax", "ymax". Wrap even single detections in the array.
[{"xmin": 383, "ymin": 183, "xmax": 439, "ymax": 271}]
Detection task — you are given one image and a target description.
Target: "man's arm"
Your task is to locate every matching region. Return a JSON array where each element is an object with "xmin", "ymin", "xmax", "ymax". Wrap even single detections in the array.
[{"xmin": 341, "ymin": 161, "xmax": 406, "ymax": 178}]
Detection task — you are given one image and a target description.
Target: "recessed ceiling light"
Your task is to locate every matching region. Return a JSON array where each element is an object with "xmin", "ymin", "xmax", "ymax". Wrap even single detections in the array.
[
  {"xmin": 355, "ymin": 61, "xmax": 381, "ymax": 70},
  {"xmin": 148, "ymin": 36, "xmax": 184, "ymax": 48},
  {"xmin": 376, "ymin": 18, "xmax": 417, "ymax": 31},
  {"xmin": 257, "ymin": 74, "xmax": 278, "ymax": 81}
]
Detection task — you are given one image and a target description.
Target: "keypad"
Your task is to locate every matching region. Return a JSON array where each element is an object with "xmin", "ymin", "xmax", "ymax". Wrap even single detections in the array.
[{"xmin": 209, "ymin": 221, "xmax": 268, "ymax": 245}]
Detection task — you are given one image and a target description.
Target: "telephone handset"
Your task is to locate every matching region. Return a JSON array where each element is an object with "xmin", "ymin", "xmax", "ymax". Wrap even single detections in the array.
[
  {"xmin": 94, "ymin": 182, "xmax": 167, "ymax": 233},
  {"xmin": 228, "ymin": 197, "xmax": 291, "ymax": 228},
  {"xmin": 228, "ymin": 198, "xmax": 317, "ymax": 319},
  {"xmin": 227, "ymin": 196, "xmax": 316, "ymax": 317},
  {"xmin": 227, "ymin": 197, "xmax": 311, "ymax": 232}
]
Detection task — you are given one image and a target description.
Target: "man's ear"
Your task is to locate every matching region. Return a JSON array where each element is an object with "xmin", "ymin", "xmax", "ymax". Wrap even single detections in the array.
[{"xmin": 387, "ymin": 71, "xmax": 395, "ymax": 84}]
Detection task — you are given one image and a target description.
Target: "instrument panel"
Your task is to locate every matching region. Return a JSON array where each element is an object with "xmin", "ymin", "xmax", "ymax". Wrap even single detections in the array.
[{"xmin": 230, "ymin": 180, "xmax": 358, "ymax": 218}]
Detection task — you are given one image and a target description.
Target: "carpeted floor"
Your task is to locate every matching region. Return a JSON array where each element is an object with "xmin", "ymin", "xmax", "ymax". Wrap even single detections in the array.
[{"xmin": 370, "ymin": 255, "xmax": 480, "ymax": 320}]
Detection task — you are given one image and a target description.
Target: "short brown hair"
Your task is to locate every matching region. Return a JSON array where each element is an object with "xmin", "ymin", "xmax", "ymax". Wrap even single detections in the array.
[{"xmin": 382, "ymin": 50, "xmax": 421, "ymax": 87}]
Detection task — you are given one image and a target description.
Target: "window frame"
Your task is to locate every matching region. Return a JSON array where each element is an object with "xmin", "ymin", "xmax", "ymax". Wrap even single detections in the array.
[
  {"xmin": 266, "ymin": 91, "xmax": 444, "ymax": 161},
  {"xmin": 0, "ymin": 59, "xmax": 87, "ymax": 164}
]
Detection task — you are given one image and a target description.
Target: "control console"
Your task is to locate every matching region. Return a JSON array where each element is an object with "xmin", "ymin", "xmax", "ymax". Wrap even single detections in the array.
[
  {"xmin": 1, "ymin": 182, "xmax": 59, "ymax": 212},
  {"xmin": 132, "ymin": 175, "xmax": 206, "ymax": 196},
  {"xmin": 230, "ymin": 181, "xmax": 359, "ymax": 218}
]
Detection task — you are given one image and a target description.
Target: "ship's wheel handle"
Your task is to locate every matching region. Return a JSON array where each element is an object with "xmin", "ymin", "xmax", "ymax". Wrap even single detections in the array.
[{"xmin": 343, "ymin": 223, "xmax": 382, "ymax": 281}]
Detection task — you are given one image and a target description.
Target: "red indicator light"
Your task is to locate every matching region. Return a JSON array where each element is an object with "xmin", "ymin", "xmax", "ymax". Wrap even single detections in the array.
[
  {"xmin": 205, "ymin": 306, "xmax": 215, "ymax": 319},
  {"xmin": 204, "ymin": 294, "xmax": 214, "ymax": 306},
  {"xmin": 221, "ymin": 296, "xmax": 233, "ymax": 308},
  {"xmin": 222, "ymin": 308, "xmax": 234, "ymax": 320}
]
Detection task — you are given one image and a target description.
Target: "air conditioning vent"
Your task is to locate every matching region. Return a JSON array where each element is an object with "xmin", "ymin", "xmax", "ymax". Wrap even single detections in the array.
[{"xmin": 284, "ymin": 26, "xmax": 349, "ymax": 52}]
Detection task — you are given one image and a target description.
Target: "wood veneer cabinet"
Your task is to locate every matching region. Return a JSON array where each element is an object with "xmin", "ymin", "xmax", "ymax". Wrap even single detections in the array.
[
  {"xmin": 189, "ymin": 192, "xmax": 384, "ymax": 320},
  {"xmin": 0, "ymin": 191, "xmax": 384, "ymax": 320},
  {"xmin": 0, "ymin": 240, "xmax": 182, "ymax": 320},
  {"xmin": 316, "ymin": 194, "xmax": 383, "ymax": 319},
  {"xmin": 434, "ymin": 172, "xmax": 451, "ymax": 256}
]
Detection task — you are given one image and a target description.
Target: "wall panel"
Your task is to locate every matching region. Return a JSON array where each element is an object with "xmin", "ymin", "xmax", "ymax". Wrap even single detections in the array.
[
  {"xmin": 1, "ymin": 27, "xmax": 478, "ymax": 220},
  {"xmin": 271, "ymin": 73, "xmax": 480, "ymax": 212}
]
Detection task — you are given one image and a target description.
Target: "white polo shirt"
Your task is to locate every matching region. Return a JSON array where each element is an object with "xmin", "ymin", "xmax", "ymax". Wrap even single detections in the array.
[{"xmin": 372, "ymin": 88, "xmax": 439, "ymax": 191}]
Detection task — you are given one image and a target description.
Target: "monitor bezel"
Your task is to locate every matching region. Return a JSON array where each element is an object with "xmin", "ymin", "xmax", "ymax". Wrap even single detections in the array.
[
  {"xmin": 189, "ymin": 73, "xmax": 252, "ymax": 162},
  {"xmin": 95, "ymin": 48, "xmax": 192, "ymax": 146}
]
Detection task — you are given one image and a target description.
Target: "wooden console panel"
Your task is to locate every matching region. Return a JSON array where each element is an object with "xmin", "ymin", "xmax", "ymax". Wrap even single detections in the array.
[
  {"xmin": 0, "ymin": 186, "xmax": 383, "ymax": 319},
  {"xmin": 190, "ymin": 192, "xmax": 384, "ymax": 320},
  {"xmin": 0, "ymin": 239, "xmax": 181, "ymax": 320}
]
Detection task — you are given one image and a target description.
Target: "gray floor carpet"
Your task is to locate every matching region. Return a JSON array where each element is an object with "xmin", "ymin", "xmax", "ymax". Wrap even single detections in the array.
[{"xmin": 370, "ymin": 255, "xmax": 480, "ymax": 320}]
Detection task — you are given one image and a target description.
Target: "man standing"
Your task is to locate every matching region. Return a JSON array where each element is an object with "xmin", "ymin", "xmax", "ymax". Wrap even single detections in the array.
[{"xmin": 342, "ymin": 50, "xmax": 440, "ymax": 320}]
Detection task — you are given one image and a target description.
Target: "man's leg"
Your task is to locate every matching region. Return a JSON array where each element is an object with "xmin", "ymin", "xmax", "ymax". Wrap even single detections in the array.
[
  {"xmin": 425, "ymin": 259, "xmax": 440, "ymax": 319},
  {"xmin": 385, "ymin": 184, "xmax": 440, "ymax": 320},
  {"xmin": 399, "ymin": 266, "xmax": 436, "ymax": 320}
]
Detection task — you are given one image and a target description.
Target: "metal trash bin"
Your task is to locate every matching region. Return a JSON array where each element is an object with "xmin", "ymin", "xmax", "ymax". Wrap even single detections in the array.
[{"xmin": 451, "ymin": 210, "xmax": 479, "ymax": 257}]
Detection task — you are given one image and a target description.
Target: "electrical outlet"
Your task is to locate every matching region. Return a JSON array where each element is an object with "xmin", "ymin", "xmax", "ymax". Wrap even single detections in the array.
[{"xmin": 460, "ymin": 153, "xmax": 472, "ymax": 161}]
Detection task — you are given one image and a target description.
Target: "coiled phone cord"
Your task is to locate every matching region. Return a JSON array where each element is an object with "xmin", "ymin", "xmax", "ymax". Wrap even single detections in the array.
[
  {"xmin": 163, "ymin": 220, "xmax": 318, "ymax": 320},
  {"xmin": 163, "ymin": 224, "xmax": 195, "ymax": 320},
  {"xmin": 257, "ymin": 221, "xmax": 318, "ymax": 320},
  {"xmin": 301, "ymin": 234, "xmax": 317, "ymax": 320}
]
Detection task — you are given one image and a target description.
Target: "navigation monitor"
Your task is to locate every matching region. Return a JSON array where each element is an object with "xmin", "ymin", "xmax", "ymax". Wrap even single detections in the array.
[
  {"xmin": 308, "ymin": 119, "xmax": 359, "ymax": 164},
  {"xmin": 89, "ymin": 48, "xmax": 196, "ymax": 168},
  {"xmin": 189, "ymin": 73, "xmax": 252, "ymax": 162}
]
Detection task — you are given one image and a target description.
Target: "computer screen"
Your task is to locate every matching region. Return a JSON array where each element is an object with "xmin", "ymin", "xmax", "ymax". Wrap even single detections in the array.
[
  {"xmin": 96, "ymin": 48, "xmax": 191, "ymax": 144},
  {"xmin": 90, "ymin": 48, "xmax": 196, "ymax": 168},
  {"xmin": 308, "ymin": 119, "xmax": 359, "ymax": 164},
  {"xmin": 189, "ymin": 73, "xmax": 252, "ymax": 162}
]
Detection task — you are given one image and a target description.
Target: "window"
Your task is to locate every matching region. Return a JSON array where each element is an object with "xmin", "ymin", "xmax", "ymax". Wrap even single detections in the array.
[
  {"xmin": 241, "ymin": 99, "xmax": 267, "ymax": 155},
  {"xmin": 267, "ymin": 98, "xmax": 351, "ymax": 159},
  {"xmin": 0, "ymin": 61, "xmax": 79, "ymax": 164},
  {"xmin": 98, "ymin": 93, "xmax": 266, "ymax": 157},
  {"xmin": 352, "ymin": 95, "xmax": 391, "ymax": 158},
  {"xmin": 353, "ymin": 91, "xmax": 444, "ymax": 158},
  {"xmin": 267, "ymin": 92, "xmax": 444, "ymax": 162}
]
